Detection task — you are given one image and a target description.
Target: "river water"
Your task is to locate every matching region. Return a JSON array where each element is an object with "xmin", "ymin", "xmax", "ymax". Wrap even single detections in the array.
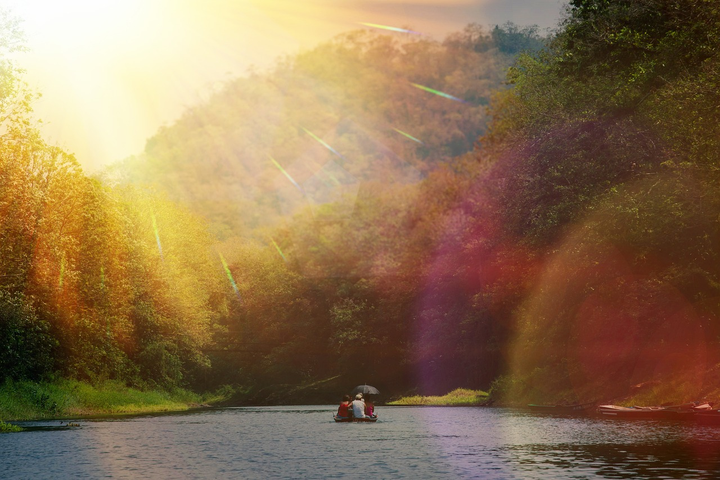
[{"xmin": 3, "ymin": 406, "xmax": 720, "ymax": 479}]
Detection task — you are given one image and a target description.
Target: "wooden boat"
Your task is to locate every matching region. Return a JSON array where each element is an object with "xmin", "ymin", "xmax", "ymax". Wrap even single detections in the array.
[
  {"xmin": 527, "ymin": 403, "xmax": 595, "ymax": 414},
  {"xmin": 333, "ymin": 415, "xmax": 378, "ymax": 423},
  {"xmin": 597, "ymin": 402, "xmax": 712, "ymax": 419}
]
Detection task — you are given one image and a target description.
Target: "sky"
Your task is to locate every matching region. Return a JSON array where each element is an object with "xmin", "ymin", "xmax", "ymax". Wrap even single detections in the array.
[{"xmin": 2, "ymin": 0, "xmax": 564, "ymax": 172}]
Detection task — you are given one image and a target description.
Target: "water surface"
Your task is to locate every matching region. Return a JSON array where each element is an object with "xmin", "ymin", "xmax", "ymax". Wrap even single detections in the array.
[{"xmin": 3, "ymin": 406, "xmax": 720, "ymax": 479}]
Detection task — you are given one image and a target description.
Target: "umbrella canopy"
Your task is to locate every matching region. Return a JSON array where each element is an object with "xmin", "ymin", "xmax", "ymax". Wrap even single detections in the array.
[{"xmin": 352, "ymin": 384, "xmax": 380, "ymax": 396}]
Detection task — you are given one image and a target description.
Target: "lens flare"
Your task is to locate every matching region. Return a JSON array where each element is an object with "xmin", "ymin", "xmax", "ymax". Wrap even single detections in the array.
[
  {"xmin": 59, "ymin": 253, "xmax": 66, "ymax": 288},
  {"xmin": 270, "ymin": 237, "xmax": 287, "ymax": 261},
  {"xmin": 316, "ymin": 172, "xmax": 336, "ymax": 188},
  {"xmin": 410, "ymin": 83, "xmax": 467, "ymax": 103},
  {"xmin": 357, "ymin": 23, "xmax": 423, "ymax": 35},
  {"xmin": 151, "ymin": 213, "xmax": 163, "ymax": 259},
  {"xmin": 270, "ymin": 156, "xmax": 304, "ymax": 193},
  {"xmin": 302, "ymin": 127, "xmax": 345, "ymax": 160},
  {"xmin": 321, "ymin": 164, "xmax": 342, "ymax": 186},
  {"xmin": 219, "ymin": 252, "xmax": 241, "ymax": 298},
  {"xmin": 393, "ymin": 128, "xmax": 424, "ymax": 144}
]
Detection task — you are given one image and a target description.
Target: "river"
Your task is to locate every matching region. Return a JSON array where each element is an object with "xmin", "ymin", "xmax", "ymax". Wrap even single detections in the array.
[{"xmin": 3, "ymin": 406, "xmax": 720, "ymax": 479}]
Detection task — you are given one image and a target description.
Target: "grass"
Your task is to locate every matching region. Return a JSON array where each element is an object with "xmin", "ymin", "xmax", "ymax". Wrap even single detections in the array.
[
  {"xmin": 388, "ymin": 388, "xmax": 489, "ymax": 406},
  {"xmin": 0, "ymin": 420, "xmax": 23, "ymax": 433},
  {"xmin": 0, "ymin": 379, "xmax": 235, "ymax": 421},
  {"xmin": 620, "ymin": 379, "xmax": 714, "ymax": 407}
]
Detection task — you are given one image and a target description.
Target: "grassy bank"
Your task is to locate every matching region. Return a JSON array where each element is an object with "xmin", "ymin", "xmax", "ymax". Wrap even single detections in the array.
[
  {"xmin": 0, "ymin": 379, "xmax": 234, "ymax": 421},
  {"xmin": 388, "ymin": 388, "xmax": 489, "ymax": 406}
]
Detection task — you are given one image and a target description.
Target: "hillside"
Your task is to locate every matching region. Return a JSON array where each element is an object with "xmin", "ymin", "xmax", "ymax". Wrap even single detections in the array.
[
  {"xmin": 113, "ymin": 24, "xmax": 542, "ymax": 240},
  {"xmin": 483, "ymin": 0, "xmax": 720, "ymax": 404},
  {"xmin": 8, "ymin": 1, "xmax": 720, "ymax": 407}
]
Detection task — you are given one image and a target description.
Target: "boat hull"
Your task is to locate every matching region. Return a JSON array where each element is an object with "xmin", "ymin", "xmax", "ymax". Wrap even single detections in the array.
[
  {"xmin": 528, "ymin": 404, "xmax": 594, "ymax": 414},
  {"xmin": 597, "ymin": 403, "xmax": 713, "ymax": 420},
  {"xmin": 334, "ymin": 415, "xmax": 378, "ymax": 423}
]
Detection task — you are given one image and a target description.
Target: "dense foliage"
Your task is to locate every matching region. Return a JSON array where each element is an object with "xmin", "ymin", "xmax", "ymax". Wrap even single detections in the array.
[
  {"xmin": 0, "ymin": 10, "xmax": 227, "ymax": 389},
  {"xmin": 485, "ymin": 0, "xmax": 720, "ymax": 403},
  {"xmin": 7, "ymin": 0, "xmax": 720, "ymax": 406},
  {"xmin": 109, "ymin": 23, "xmax": 545, "ymax": 396},
  {"xmin": 113, "ymin": 24, "xmax": 541, "ymax": 240},
  {"xmin": 1, "ymin": 19, "xmax": 545, "ymax": 396},
  {"xmin": 194, "ymin": 1, "xmax": 720, "ymax": 401}
]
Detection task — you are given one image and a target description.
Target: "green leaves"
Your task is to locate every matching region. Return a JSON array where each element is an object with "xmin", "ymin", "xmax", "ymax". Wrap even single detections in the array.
[
  {"xmin": 482, "ymin": 0, "xmax": 720, "ymax": 403},
  {"xmin": 0, "ymin": 292, "xmax": 56, "ymax": 381}
]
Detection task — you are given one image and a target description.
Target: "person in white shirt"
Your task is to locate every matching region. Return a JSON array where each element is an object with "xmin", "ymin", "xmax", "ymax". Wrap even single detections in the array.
[{"xmin": 351, "ymin": 393, "xmax": 366, "ymax": 418}]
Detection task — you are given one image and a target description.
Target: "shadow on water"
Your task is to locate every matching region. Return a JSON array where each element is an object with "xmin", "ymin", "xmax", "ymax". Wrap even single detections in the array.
[{"xmin": 16, "ymin": 423, "xmax": 82, "ymax": 432}]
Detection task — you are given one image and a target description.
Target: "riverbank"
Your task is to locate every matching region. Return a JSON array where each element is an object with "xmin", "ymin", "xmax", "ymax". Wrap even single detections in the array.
[
  {"xmin": 0, "ymin": 379, "xmax": 234, "ymax": 422},
  {"xmin": 485, "ymin": 366, "xmax": 720, "ymax": 409},
  {"xmin": 388, "ymin": 388, "xmax": 489, "ymax": 406}
]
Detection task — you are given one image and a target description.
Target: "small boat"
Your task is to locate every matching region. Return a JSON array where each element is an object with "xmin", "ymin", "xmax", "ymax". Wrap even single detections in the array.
[
  {"xmin": 333, "ymin": 415, "xmax": 378, "ymax": 423},
  {"xmin": 528, "ymin": 403, "xmax": 595, "ymax": 414},
  {"xmin": 597, "ymin": 405, "xmax": 668, "ymax": 418},
  {"xmin": 597, "ymin": 402, "xmax": 712, "ymax": 419}
]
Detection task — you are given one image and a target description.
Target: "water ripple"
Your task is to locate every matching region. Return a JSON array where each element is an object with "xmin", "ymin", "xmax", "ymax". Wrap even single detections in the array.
[{"xmin": 3, "ymin": 407, "xmax": 720, "ymax": 479}]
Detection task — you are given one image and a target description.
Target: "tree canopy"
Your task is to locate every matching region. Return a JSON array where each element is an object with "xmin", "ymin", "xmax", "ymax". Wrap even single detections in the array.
[{"xmin": 7, "ymin": 2, "xmax": 720, "ymax": 406}]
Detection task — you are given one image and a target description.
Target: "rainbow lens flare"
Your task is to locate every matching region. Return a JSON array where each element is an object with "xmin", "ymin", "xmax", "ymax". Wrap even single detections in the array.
[
  {"xmin": 270, "ymin": 156, "xmax": 303, "ymax": 193},
  {"xmin": 219, "ymin": 252, "xmax": 240, "ymax": 297},
  {"xmin": 358, "ymin": 23, "xmax": 423, "ymax": 35},
  {"xmin": 302, "ymin": 127, "xmax": 345, "ymax": 160},
  {"xmin": 270, "ymin": 237, "xmax": 287, "ymax": 261},
  {"xmin": 59, "ymin": 253, "xmax": 66, "ymax": 288},
  {"xmin": 393, "ymin": 128, "xmax": 424, "ymax": 144},
  {"xmin": 321, "ymin": 165, "xmax": 342, "ymax": 186},
  {"xmin": 410, "ymin": 83, "xmax": 467, "ymax": 103},
  {"xmin": 152, "ymin": 213, "xmax": 163, "ymax": 259}
]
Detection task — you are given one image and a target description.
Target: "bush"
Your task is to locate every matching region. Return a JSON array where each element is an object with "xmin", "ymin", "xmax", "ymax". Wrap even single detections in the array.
[
  {"xmin": 137, "ymin": 341, "xmax": 183, "ymax": 388},
  {"xmin": 0, "ymin": 420, "xmax": 22, "ymax": 433},
  {"xmin": 0, "ymin": 292, "xmax": 56, "ymax": 381}
]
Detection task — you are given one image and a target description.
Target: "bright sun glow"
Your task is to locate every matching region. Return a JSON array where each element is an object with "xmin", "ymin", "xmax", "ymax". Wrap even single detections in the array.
[
  {"xmin": 5, "ymin": 0, "xmax": 322, "ymax": 171},
  {"xmin": 1, "ymin": 0, "xmax": 559, "ymax": 171}
]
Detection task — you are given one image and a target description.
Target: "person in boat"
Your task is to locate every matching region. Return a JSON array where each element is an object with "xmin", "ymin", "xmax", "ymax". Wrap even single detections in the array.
[
  {"xmin": 351, "ymin": 393, "xmax": 366, "ymax": 419},
  {"xmin": 364, "ymin": 397, "xmax": 377, "ymax": 418},
  {"xmin": 337, "ymin": 395, "xmax": 352, "ymax": 419}
]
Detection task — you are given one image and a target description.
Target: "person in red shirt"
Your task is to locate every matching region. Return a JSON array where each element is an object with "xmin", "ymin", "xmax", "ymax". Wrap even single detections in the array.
[
  {"xmin": 365, "ymin": 398, "xmax": 376, "ymax": 418},
  {"xmin": 337, "ymin": 395, "xmax": 352, "ymax": 418}
]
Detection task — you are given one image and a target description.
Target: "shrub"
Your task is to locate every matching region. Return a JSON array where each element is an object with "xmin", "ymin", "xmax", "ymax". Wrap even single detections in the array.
[{"xmin": 0, "ymin": 292, "xmax": 56, "ymax": 381}]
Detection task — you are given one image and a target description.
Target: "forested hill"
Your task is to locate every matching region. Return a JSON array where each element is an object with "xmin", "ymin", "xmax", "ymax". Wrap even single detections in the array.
[
  {"xmin": 482, "ymin": 0, "xmax": 720, "ymax": 404},
  {"xmin": 7, "ymin": 1, "xmax": 720, "ymax": 407},
  {"xmin": 112, "ymin": 24, "xmax": 543, "ymax": 239}
]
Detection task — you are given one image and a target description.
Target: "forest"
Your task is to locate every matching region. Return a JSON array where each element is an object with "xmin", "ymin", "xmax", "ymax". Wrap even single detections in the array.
[{"xmin": 3, "ymin": 0, "xmax": 720, "ymax": 406}]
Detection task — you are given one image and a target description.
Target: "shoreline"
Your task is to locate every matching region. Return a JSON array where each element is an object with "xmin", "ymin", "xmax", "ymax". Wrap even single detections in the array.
[
  {"xmin": 11, "ymin": 404, "xmax": 218, "ymax": 424},
  {"xmin": 0, "ymin": 379, "xmax": 232, "ymax": 423},
  {"xmin": 386, "ymin": 388, "xmax": 490, "ymax": 407}
]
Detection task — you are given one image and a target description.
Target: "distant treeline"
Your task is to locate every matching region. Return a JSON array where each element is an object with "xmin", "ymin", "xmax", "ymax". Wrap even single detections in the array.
[{"xmin": 6, "ymin": 0, "xmax": 720, "ymax": 405}]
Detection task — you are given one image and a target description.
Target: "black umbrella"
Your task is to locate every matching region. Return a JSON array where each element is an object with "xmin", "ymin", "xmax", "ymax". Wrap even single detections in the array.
[{"xmin": 352, "ymin": 384, "xmax": 380, "ymax": 396}]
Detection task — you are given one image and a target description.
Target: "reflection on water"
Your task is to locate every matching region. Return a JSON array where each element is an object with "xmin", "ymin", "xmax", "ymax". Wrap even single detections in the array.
[
  {"xmin": 2, "ymin": 407, "xmax": 720, "ymax": 479},
  {"xmin": 506, "ymin": 441, "xmax": 720, "ymax": 479}
]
